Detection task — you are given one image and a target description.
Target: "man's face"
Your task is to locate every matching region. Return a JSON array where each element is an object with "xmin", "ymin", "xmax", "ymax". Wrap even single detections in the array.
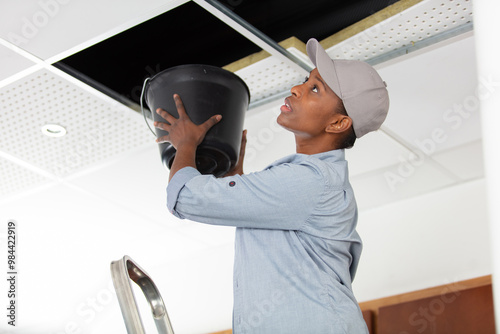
[{"xmin": 277, "ymin": 68, "xmax": 342, "ymax": 138}]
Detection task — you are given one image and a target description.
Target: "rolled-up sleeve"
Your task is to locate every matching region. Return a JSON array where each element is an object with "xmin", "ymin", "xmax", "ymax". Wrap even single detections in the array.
[
  {"xmin": 166, "ymin": 161, "xmax": 328, "ymax": 230},
  {"xmin": 166, "ymin": 167, "xmax": 202, "ymax": 218}
]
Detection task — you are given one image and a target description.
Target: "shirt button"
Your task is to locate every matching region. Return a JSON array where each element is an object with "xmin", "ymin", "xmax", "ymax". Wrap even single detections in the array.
[{"xmin": 229, "ymin": 181, "xmax": 236, "ymax": 187}]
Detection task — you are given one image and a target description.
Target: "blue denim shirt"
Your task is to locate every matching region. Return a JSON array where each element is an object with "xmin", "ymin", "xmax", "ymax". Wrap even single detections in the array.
[{"xmin": 167, "ymin": 149, "xmax": 368, "ymax": 334}]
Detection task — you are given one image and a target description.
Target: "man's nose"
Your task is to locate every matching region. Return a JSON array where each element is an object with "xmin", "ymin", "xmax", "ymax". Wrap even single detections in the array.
[{"xmin": 290, "ymin": 84, "xmax": 301, "ymax": 98}]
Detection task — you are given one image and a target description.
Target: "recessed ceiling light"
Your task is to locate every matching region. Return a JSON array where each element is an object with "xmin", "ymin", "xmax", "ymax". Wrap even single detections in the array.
[{"xmin": 41, "ymin": 124, "xmax": 67, "ymax": 137}]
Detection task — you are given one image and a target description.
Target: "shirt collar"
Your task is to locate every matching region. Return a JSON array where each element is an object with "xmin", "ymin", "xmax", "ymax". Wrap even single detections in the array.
[{"xmin": 267, "ymin": 149, "xmax": 346, "ymax": 168}]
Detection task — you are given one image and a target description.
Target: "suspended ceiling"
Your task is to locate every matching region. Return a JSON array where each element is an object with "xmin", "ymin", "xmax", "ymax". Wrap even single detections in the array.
[
  {"xmin": 53, "ymin": 0, "xmax": 399, "ymax": 108},
  {"xmin": 0, "ymin": 0, "xmax": 481, "ymax": 333}
]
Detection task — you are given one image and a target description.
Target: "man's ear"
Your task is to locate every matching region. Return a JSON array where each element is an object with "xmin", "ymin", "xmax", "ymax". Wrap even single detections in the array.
[{"xmin": 325, "ymin": 115, "xmax": 352, "ymax": 134}]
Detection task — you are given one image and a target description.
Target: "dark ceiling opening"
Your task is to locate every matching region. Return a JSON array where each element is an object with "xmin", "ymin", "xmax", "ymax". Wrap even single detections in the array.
[{"xmin": 54, "ymin": 0, "xmax": 397, "ymax": 109}]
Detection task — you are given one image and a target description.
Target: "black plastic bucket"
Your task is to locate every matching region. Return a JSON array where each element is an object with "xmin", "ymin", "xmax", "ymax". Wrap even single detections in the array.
[{"xmin": 144, "ymin": 64, "xmax": 249, "ymax": 177}]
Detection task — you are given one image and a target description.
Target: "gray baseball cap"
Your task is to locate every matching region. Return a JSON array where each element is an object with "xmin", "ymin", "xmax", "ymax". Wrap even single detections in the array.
[{"xmin": 306, "ymin": 38, "xmax": 389, "ymax": 138}]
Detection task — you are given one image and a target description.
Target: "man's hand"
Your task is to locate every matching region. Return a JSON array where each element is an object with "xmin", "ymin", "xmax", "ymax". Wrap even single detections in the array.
[
  {"xmin": 154, "ymin": 94, "xmax": 221, "ymax": 149},
  {"xmin": 224, "ymin": 129, "xmax": 247, "ymax": 177},
  {"xmin": 154, "ymin": 94, "xmax": 221, "ymax": 181}
]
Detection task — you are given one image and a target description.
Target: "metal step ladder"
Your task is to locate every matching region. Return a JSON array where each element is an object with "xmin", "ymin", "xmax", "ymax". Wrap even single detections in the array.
[{"xmin": 111, "ymin": 255, "xmax": 175, "ymax": 334}]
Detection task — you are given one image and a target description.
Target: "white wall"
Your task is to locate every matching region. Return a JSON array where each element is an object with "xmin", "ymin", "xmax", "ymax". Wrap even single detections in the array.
[{"xmin": 354, "ymin": 178, "xmax": 491, "ymax": 302}]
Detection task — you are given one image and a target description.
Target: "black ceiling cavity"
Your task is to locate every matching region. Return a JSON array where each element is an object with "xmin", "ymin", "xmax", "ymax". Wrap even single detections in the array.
[{"xmin": 54, "ymin": 0, "xmax": 398, "ymax": 110}]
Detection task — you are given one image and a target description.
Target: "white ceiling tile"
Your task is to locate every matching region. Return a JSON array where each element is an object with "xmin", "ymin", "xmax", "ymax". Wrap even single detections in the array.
[
  {"xmin": 346, "ymin": 130, "xmax": 414, "ymax": 177},
  {"xmin": 0, "ymin": 68, "xmax": 153, "ymax": 178},
  {"xmin": 378, "ymin": 34, "xmax": 482, "ymax": 153},
  {"xmin": 67, "ymin": 145, "xmax": 178, "ymax": 228},
  {"xmin": 0, "ymin": 157, "xmax": 51, "ymax": 199},
  {"xmin": 351, "ymin": 159, "xmax": 458, "ymax": 211},
  {"xmin": 0, "ymin": 43, "xmax": 35, "ymax": 81},
  {"xmin": 432, "ymin": 139, "xmax": 484, "ymax": 180},
  {"xmin": 0, "ymin": 0, "xmax": 187, "ymax": 61}
]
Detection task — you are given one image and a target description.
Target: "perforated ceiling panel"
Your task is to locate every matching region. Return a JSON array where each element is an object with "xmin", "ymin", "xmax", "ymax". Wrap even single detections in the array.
[
  {"xmin": 238, "ymin": 0, "xmax": 473, "ymax": 107},
  {"xmin": 236, "ymin": 49, "xmax": 311, "ymax": 103},
  {"xmin": 327, "ymin": 0, "xmax": 473, "ymax": 60},
  {"xmin": 0, "ymin": 158, "xmax": 50, "ymax": 198},
  {"xmin": 0, "ymin": 68, "xmax": 153, "ymax": 181}
]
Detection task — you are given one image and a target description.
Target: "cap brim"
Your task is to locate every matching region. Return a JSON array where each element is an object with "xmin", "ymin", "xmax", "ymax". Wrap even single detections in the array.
[{"xmin": 306, "ymin": 38, "xmax": 342, "ymax": 98}]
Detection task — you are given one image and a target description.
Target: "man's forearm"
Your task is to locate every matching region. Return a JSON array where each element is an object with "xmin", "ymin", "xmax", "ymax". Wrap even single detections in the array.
[{"xmin": 169, "ymin": 143, "xmax": 197, "ymax": 182}]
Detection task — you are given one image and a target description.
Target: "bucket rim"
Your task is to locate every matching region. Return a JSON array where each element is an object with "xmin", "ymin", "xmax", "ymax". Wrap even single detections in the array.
[{"xmin": 145, "ymin": 63, "xmax": 250, "ymax": 103}]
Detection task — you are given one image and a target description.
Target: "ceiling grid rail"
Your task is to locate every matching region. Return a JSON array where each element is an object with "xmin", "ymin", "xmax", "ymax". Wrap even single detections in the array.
[{"xmin": 192, "ymin": 0, "xmax": 313, "ymax": 75}]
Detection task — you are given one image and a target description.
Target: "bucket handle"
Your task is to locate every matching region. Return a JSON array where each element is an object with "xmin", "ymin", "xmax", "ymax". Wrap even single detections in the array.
[{"xmin": 140, "ymin": 77, "xmax": 157, "ymax": 137}]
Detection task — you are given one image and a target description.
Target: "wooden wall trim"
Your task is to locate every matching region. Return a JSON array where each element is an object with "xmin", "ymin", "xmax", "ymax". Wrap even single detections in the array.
[
  {"xmin": 359, "ymin": 275, "xmax": 492, "ymax": 312},
  {"xmin": 359, "ymin": 275, "xmax": 492, "ymax": 334},
  {"xmin": 208, "ymin": 330, "xmax": 232, "ymax": 334}
]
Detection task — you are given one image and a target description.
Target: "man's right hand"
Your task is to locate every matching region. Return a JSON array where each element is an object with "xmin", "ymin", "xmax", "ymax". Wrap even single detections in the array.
[
  {"xmin": 155, "ymin": 94, "xmax": 221, "ymax": 181},
  {"xmin": 154, "ymin": 94, "xmax": 221, "ymax": 149}
]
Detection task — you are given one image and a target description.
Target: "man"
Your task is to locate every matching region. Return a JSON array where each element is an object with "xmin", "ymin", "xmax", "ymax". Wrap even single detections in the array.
[{"xmin": 155, "ymin": 38, "xmax": 389, "ymax": 333}]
